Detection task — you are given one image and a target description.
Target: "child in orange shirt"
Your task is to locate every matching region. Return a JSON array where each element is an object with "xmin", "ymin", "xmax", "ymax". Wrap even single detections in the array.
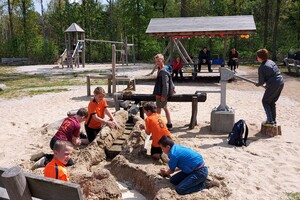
[
  {"xmin": 139, "ymin": 102, "xmax": 171, "ymax": 160},
  {"xmin": 44, "ymin": 140, "xmax": 73, "ymax": 182},
  {"xmin": 85, "ymin": 87, "xmax": 119, "ymax": 143}
]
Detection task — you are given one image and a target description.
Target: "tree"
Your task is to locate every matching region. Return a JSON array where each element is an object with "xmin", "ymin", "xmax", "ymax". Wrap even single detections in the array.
[
  {"xmin": 271, "ymin": 0, "xmax": 281, "ymax": 60},
  {"xmin": 263, "ymin": 0, "xmax": 269, "ymax": 47}
]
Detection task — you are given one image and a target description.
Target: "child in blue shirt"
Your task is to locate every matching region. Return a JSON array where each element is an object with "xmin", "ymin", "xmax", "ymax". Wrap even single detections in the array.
[{"xmin": 159, "ymin": 135, "xmax": 218, "ymax": 195}]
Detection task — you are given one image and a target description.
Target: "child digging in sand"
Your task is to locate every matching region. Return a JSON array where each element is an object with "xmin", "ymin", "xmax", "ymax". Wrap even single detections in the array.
[
  {"xmin": 139, "ymin": 102, "xmax": 171, "ymax": 162},
  {"xmin": 44, "ymin": 140, "xmax": 73, "ymax": 182},
  {"xmin": 158, "ymin": 135, "xmax": 219, "ymax": 195},
  {"xmin": 32, "ymin": 108, "xmax": 88, "ymax": 170}
]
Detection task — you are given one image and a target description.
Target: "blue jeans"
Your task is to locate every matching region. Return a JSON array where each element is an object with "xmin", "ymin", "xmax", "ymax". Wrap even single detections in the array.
[{"xmin": 170, "ymin": 166, "xmax": 208, "ymax": 195}]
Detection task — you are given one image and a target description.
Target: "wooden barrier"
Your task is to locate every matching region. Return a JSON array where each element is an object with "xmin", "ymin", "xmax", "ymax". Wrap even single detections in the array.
[
  {"xmin": 114, "ymin": 93, "xmax": 207, "ymax": 129},
  {"xmin": 86, "ymin": 74, "xmax": 136, "ymax": 96},
  {"xmin": 0, "ymin": 166, "xmax": 83, "ymax": 200}
]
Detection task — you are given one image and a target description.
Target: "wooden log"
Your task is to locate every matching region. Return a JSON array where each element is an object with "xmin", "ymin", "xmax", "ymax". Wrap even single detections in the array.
[
  {"xmin": 1, "ymin": 166, "xmax": 32, "ymax": 200},
  {"xmin": 120, "ymin": 93, "xmax": 207, "ymax": 103},
  {"xmin": 260, "ymin": 123, "xmax": 282, "ymax": 137}
]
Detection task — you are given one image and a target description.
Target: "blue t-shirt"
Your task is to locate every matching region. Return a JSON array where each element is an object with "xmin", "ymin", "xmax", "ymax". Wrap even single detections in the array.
[{"xmin": 168, "ymin": 144, "xmax": 204, "ymax": 174}]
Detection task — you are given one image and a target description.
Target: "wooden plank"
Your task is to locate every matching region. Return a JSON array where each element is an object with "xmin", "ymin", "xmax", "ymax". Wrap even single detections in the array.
[
  {"xmin": 0, "ymin": 167, "xmax": 83, "ymax": 200},
  {"xmin": 120, "ymin": 93, "xmax": 207, "ymax": 103},
  {"xmin": 25, "ymin": 172, "xmax": 83, "ymax": 200}
]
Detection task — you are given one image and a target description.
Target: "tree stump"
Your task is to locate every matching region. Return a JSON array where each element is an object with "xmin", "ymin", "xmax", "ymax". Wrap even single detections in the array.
[{"xmin": 260, "ymin": 123, "xmax": 282, "ymax": 137}]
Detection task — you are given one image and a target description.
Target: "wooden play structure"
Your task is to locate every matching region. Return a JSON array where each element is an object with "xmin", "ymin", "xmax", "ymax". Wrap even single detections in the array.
[
  {"xmin": 146, "ymin": 15, "xmax": 256, "ymax": 77},
  {"xmin": 0, "ymin": 166, "xmax": 83, "ymax": 200},
  {"xmin": 58, "ymin": 23, "xmax": 135, "ymax": 68},
  {"xmin": 86, "ymin": 45, "xmax": 136, "ymax": 96}
]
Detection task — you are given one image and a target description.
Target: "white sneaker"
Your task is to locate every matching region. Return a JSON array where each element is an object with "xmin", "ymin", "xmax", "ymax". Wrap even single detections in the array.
[{"xmin": 31, "ymin": 156, "xmax": 46, "ymax": 170}]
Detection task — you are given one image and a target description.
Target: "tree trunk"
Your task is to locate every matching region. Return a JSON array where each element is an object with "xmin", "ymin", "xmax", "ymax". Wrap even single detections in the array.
[
  {"xmin": 136, "ymin": 0, "xmax": 141, "ymax": 60},
  {"xmin": 21, "ymin": 0, "xmax": 28, "ymax": 57},
  {"xmin": 263, "ymin": 0, "xmax": 269, "ymax": 48},
  {"xmin": 41, "ymin": 0, "xmax": 46, "ymax": 53},
  {"xmin": 7, "ymin": 0, "xmax": 14, "ymax": 36},
  {"xmin": 271, "ymin": 0, "xmax": 281, "ymax": 61},
  {"xmin": 181, "ymin": 0, "xmax": 188, "ymax": 17}
]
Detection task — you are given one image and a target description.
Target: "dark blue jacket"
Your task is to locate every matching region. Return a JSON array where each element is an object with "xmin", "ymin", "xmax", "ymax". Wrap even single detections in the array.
[{"xmin": 257, "ymin": 60, "xmax": 284, "ymax": 88}]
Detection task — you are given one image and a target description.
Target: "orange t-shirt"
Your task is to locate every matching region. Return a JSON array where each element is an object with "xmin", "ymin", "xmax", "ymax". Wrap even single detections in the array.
[
  {"xmin": 145, "ymin": 113, "xmax": 171, "ymax": 147},
  {"xmin": 44, "ymin": 159, "xmax": 69, "ymax": 182},
  {"xmin": 85, "ymin": 98, "xmax": 108, "ymax": 129}
]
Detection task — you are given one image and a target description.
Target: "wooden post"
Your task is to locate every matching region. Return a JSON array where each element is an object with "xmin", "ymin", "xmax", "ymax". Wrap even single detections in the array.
[
  {"xmin": 1, "ymin": 166, "xmax": 32, "ymax": 200},
  {"xmin": 260, "ymin": 123, "xmax": 282, "ymax": 137},
  {"xmin": 112, "ymin": 44, "xmax": 116, "ymax": 93},
  {"xmin": 86, "ymin": 75, "xmax": 91, "ymax": 96},
  {"xmin": 189, "ymin": 96, "xmax": 198, "ymax": 129},
  {"xmin": 125, "ymin": 37, "xmax": 128, "ymax": 66},
  {"xmin": 131, "ymin": 35, "xmax": 136, "ymax": 65},
  {"xmin": 139, "ymin": 104, "xmax": 144, "ymax": 119},
  {"xmin": 222, "ymin": 35, "xmax": 228, "ymax": 66}
]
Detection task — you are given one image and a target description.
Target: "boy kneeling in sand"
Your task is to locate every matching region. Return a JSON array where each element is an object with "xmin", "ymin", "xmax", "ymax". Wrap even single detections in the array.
[
  {"xmin": 139, "ymin": 102, "xmax": 171, "ymax": 162},
  {"xmin": 158, "ymin": 135, "xmax": 219, "ymax": 195},
  {"xmin": 44, "ymin": 140, "xmax": 73, "ymax": 182}
]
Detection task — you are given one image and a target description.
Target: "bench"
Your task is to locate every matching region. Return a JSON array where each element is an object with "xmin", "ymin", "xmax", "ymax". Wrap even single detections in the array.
[
  {"xmin": 283, "ymin": 58, "xmax": 300, "ymax": 76},
  {"xmin": 114, "ymin": 93, "xmax": 207, "ymax": 129},
  {"xmin": 1, "ymin": 58, "xmax": 29, "ymax": 65},
  {"xmin": 86, "ymin": 75, "xmax": 136, "ymax": 96},
  {"xmin": 0, "ymin": 166, "xmax": 83, "ymax": 200}
]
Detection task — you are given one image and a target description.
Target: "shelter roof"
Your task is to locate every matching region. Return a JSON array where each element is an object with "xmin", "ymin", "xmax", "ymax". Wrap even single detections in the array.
[
  {"xmin": 146, "ymin": 15, "xmax": 256, "ymax": 38},
  {"xmin": 65, "ymin": 23, "xmax": 85, "ymax": 33}
]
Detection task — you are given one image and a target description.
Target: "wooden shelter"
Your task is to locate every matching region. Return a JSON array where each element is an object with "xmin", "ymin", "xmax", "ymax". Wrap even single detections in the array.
[{"xmin": 146, "ymin": 15, "xmax": 256, "ymax": 65}]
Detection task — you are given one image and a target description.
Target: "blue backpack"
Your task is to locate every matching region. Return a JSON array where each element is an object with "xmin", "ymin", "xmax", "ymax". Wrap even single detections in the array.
[{"xmin": 228, "ymin": 119, "xmax": 248, "ymax": 146}]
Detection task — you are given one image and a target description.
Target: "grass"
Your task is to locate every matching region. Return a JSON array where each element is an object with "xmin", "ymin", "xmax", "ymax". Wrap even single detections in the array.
[
  {"xmin": 287, "ymin": 192, "xmax": 300, "ymax": 200},
  {"xmin": 0, "ymin": 66, "xmax": 107, "ymax": 99}
]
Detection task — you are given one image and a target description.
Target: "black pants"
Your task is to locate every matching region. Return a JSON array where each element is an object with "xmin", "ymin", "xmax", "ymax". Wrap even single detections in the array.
[
  {"xmin": 85, "ymin": 124, "xmax": 101, "ymax": 143},
  {"xmin": 229, "ymin": 59, "xmax": 238, "ymax": 71},
  {"xmin": 172, "ymin": 69, "xmax": 183, "ymax": 80},
  {"xmin": 262, "ymin": 84, "xmax": 284, "ymax": 123},
  {"xmin": 198, "ymin": 59, "xmax": 212, "ymax": 72}
]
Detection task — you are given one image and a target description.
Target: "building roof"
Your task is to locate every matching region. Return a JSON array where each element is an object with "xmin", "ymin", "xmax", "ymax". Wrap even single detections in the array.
[
  {"xmin": 65, "ymin": 23, "xmax": 85, "ymax": 33},
  {"xmin": 146, "ymin": 15, "xmax": 256, "ymax": 38}
]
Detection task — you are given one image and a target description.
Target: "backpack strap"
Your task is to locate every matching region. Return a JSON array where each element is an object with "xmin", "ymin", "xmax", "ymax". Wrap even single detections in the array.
[{"xmin": 243, "ymin": 122, "xmax": 249, "ymax": 146}]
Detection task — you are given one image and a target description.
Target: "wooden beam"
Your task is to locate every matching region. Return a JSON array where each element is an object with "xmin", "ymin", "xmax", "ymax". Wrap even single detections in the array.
[
  {"xmin": 119, "ymin": 93, "xmax": 207, "ymax": 103},
  {"xmin": 25, "ymin": 172, "xmax": 83, "ymax": 200}
]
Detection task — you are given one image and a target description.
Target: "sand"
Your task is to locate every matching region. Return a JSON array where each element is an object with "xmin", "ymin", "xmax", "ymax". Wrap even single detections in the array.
[{"xmin": 0, "ymin": 63, "xmax": 299, "ymax": 199}]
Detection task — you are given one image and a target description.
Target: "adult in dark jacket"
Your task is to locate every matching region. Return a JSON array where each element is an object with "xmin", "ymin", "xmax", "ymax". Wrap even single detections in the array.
[
  {"xmin": 255, "ymin": 49, "xmax": 284, "ymax": 125},
  {"xmin": 198, "ymin": 47, "xmax": 212, "ymax": 72},
  {"xmin": 153, "ymin": 53, "xmax": 175, "ymax": 129},
  {"xmin": 228, "ymin": 47, "xmax": 239, "ymax": 72}
]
